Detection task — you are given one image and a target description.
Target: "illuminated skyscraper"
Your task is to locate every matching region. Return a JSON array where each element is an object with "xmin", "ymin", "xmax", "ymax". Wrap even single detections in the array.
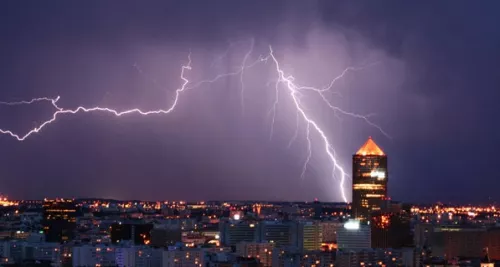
[{"xmin": 352, "ymin": 137, "xmax": 388, "ymax": 219}]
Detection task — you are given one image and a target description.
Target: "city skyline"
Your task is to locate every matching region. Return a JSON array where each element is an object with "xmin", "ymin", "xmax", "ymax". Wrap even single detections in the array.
[{"xmin": 1, "ymin": 1, "xmax": 500, "ymax": 203}]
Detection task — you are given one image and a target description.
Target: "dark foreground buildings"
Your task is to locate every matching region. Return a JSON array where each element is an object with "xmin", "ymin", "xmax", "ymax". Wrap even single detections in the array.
[
  {"xmin": 110, "ymin": 222, "xmax": 154, "ymax": 245},
  {"xmin": 371, "ymin": 211, "xmax": 412, "ymax": 249},
  {"xmin": 352, "ymin": 137, "xmax": 388, "ymax": 220},
  {"xmin": 42, "ymin": 198, "xmax": 77, "ymax": 243}
]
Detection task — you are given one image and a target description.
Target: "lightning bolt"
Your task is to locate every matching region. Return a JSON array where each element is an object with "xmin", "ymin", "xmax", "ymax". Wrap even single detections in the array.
[
  {"xmin": 0, "ymin": 97, "xmax": 61, "ymax": 106},
  {"xmin": 267, "ymin": 46, "xmax": 387, "ymax": 202},
  {"xmin": 301, "ymin": 123, "xmax": 312, "ymax": 181},
  {"xmin": 0, "ymin": 55, "xmax": 192, "ymax": 141},
  {"xmin": 239, "ymin": 38, "xmax": 255, "ymax": 114},
  {"xmin": 268, "ymin": 78, "xmax": 281, "ymax": 140},
  {"xmin": 0, "ymin": 42, "xmax": 386, "ymax": 203}
]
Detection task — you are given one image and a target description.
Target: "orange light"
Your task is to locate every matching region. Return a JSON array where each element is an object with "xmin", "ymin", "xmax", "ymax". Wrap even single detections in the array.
[
  {"xmin": 356, "ymin": 137, "xmax": 385, "ymax": 156},
  {"xmin": 353, "ymin": 184, "xmax": 384, "ymax": 190},
  {"xmin": 366, "ymin": 194, "xmax": 384, "ymax": 198}
]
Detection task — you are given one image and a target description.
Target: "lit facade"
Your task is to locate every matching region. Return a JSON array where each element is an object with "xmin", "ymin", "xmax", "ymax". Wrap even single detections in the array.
[
  {"xmin": 337, "ymin": 220, "xmax": 371, "ymax": 250},
  {"xmin": 297, "ymin": 221, "xmax": 323, "ymax": 252},
  {"xmin": 352, "ymin": 137, "xmax": 388, "ymax": 220}
]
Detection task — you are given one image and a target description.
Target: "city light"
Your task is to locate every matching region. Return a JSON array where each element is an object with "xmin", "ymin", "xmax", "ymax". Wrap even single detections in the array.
[
  {"xmin": 344, "ymin": 220, "xmax": 360, "ymax": 230},
  {"xmin": 370, "ymin": 170, "xmax": 386, "ymax": 179}
]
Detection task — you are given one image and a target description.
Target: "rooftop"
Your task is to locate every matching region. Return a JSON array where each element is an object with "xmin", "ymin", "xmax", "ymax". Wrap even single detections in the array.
[{"xmin": 355, "ymin": 137, "xmax": 385, "ymax": 156}]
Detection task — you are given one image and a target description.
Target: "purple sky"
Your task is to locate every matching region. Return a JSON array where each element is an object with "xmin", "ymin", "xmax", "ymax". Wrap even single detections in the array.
[{"xmin": 0, "ymin": 1, "xmax": 499, "ymax": 203}]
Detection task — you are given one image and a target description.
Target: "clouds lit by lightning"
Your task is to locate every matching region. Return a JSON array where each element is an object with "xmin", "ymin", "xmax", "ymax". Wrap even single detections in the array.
[{"xmin": 0, "ymin": 42, "xmax": 387, "ymax": 202}]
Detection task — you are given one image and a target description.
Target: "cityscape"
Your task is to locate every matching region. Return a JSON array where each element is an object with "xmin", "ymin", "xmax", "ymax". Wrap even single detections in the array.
[
  {"xmin": 0, "ymin": 138, "xmax": 497, "ymax": 266},
  {"xmin": 2, "ymin": 1, "xmax": 500, "ymax": 267}
]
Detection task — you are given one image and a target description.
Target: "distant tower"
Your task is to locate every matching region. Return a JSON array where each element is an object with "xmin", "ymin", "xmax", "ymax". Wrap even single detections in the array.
[{"xmin": 352, "ymin": 137, "xmax": 388, "ymax": 220}]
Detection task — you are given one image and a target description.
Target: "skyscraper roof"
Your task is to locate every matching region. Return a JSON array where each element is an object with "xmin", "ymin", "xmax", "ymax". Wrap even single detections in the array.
[{"xmin": 355, "ymin": 136, "xmax": 385, "ymax": 156}]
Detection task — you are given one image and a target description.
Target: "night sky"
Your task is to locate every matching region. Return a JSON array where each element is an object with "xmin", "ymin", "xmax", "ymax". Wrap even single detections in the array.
[{"xmin": 1, "ymin": 1, "xmax": 499, "ymax": 203}]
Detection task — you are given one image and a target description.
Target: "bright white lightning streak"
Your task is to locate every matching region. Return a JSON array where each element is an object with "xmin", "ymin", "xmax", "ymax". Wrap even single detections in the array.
[
  {"xmin": 0, "ymin": 43, "xmax": 386, "ymax": 203},
  {"xmin": 268, "ymin": 78, "xmax": 281, "ymax": 140},
  {"xmin": 268, "ymin": 45, "xmax": 350, "ymax": 202},
  {"xmin": 301, "ymin": 123, "xmax": 312, "ymax": 181},
  {"xmin": 240, "ymin": 38, "xmax": 255, "ymax": 114},
  {"xmin": 0, "ymin": 55, "xmax": 192, "ymax": 141},
  {"xmin": 0, "ymin": 96, "xmax": 60, "ymax": 106},
  {"xmin": 0, "ymin": 45, "xmax": 269, "ymax": 142},
  {"xmin": 317, "ymin": 90, "xmax": 390, "ymax": 138},
  {"xmin": 0, "ymin": 40, "xmax": 272, "ymax": 142}
]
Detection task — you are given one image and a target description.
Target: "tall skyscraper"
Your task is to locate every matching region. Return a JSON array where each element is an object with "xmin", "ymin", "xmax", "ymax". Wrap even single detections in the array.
[{"xmin": 352, "ymin": 137, "xmax": 388, "ymax": 220}]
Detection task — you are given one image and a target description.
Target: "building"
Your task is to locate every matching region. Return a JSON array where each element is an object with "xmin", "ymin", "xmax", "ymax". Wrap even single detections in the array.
[
  {"xmin": 162, "ymin": 248, "xmax": 205, "ymax": 267},
  {"xmin": 150, "ymin": 227, "xmax": 182, "ymax": 247},
  {"xmin": 301, "ymin": 251, "xmax": 336, "ymax": 267},
  {"xmin": 236, "ymin": 242, "xmax": 274, "ymax": 267},
  {"xmin": 320, "ymin": 220, "xmax": 343, "ymax": 243},
  {"xmin": 259, "ymin": 221, "xmax": 295, "ymax": 247},
  {"xmin": 72, "ymin": 245, "xmax": 116, "ymax": 267},
  {"xmin": 271, "ymin": 247, "xmax": 335, "ymax": 267},
  {"xmin": 219, "ymin": 219, "xmax": 259, "ymax": 246},
  {"xmin": 110, "ymin": 223, "xmax": 153, "ymax": 245},
  {"xmin": 352, "ymin": 137, "xmax": 388, "ymax": 220},
  {"xmin": 433, "ymin": 225, "xmax": 485, "ymax": 260},
  {"xmin": 297, "ymin": 221, "xmax": 322, "ymax": 252},
  {"xmin": 0, "ymin": 241, "xmax": 62, "ymax": 265},
  {"xmin": 115, "ymin": 246, "xmax": 163, "ymax": 267},
  {"xmin": 337, "ymin": 220, "xmax": 371, "ymax": 250},
  {"xmin": 271, "ymin": 247, "xmax": 301, "ymax": 267},
  {"xmin": 28, "ymin": 242, "xmax": 61, "ymax": 264},
  {"xmin": 182, "ymin": 231, "xmax": 207, "ymax": 246},
  {"xmin": 313, "ymin": 199, "xmax": 322, "ymax": 219},
  {"xmin": 42, "ymin": 198, "xmax": 77, "ymax": 243},
  {"xmin": 413, "ymin": 224, "xmax": 500, "ymax": 261},
  {"xmin": 335, "ymin": 248, "xmax": 407, "ymax": 267},
  {"xmin": 426, "ymin": 225, "xmax": 500, "ymax": 260},
  {"xmin": 413, "ymin": 223, "xmax": 434, "ymax": 248}
]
